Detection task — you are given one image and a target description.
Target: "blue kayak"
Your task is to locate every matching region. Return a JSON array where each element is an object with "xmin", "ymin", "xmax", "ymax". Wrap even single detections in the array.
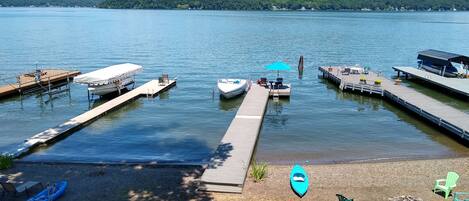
[
  {"xmin": 28, "ymin": 181, "xmax": 68, "ymax": 201},
  {"xmin": 290, "ymin": 164, "xmax": 309, "ymax": 197}
]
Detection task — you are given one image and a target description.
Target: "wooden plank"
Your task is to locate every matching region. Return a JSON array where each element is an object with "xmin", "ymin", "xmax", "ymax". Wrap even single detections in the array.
[
  {"xmin": 11, "ymin": 80, "xmax": 176, "ymax": 157},
  {"xmin": 200, "ymin": 85, "xmax": 269, "ymax": 193},
  {"xmin": 0, "ymin": 69, "xmax": 80, "ymax": 98},
  {"xmin": 319, "ymin": 66, "xmax": 469, "ymax": 143}
]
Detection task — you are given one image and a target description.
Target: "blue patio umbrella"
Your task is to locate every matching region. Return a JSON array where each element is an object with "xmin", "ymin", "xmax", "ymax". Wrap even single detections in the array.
[{"xmin": 265, "ymin": 61, "xmax": 291, "ymax": 78}]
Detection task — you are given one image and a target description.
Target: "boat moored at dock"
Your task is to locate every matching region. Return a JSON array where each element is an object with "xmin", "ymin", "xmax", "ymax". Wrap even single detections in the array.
[
  {"xmin": 417, "ymin": 49, "xmax": 469, "ymax": 77},
  {"xmin": 217, "ymin": 79, "xmax": 248, "ymax": 99},
  {"xmin": 74, "ymin": 63, "xmax": 143, "ymax": 96}
]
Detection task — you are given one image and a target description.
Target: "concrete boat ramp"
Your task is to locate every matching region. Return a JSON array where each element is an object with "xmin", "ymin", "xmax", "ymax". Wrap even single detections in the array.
[
  {"xmin": 319, "ymin": 66, "xmax": 469, "ymax": 144},
  {"xmin": 12, "ymin": 80, "xmax": 176, "ymax": 157},
  {"xmin": 200, "ymin": 85, "xmax": 270, "ymax": 193},
  {"xmin": 393, "ymin": 66, "xmax": 469, "ymax": 98}
]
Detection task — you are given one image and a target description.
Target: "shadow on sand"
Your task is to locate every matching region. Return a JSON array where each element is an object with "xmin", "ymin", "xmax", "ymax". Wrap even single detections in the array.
[{"xmin": 0, "ymin": 163, "xmax": 214, "ymax": 201}]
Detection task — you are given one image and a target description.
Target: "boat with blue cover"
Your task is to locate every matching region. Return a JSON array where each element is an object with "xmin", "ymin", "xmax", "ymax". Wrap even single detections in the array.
[{"xmin": 290, "ymin": 164, "xmax": 309, "ymax": 197}]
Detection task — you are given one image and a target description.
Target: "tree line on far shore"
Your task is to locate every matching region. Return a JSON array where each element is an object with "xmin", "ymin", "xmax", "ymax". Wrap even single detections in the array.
[
  {"xmin": 1, "ymin": 0, "xmax": 469, "ymax": 11},
  {"xmin": 0, "ymin": 0, "xmax": 102, "ymax": 7},
  {"xmin": 98, "ymin": 0, "xmax": 469, "ymax": 11}
]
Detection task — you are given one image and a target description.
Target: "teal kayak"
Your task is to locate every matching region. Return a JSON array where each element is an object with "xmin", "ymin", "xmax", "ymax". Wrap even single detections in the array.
[{"xmin": 290, "ymin": 164, "xmax": 309, "ymax": 197}]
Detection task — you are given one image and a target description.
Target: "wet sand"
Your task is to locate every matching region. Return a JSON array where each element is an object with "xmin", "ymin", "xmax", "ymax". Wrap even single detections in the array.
[{"xmin": 1, "ymin": 157, "xmax": 468, "ymax": 201}]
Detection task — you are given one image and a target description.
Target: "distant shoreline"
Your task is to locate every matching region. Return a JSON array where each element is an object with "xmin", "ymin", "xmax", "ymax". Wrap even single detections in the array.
[{"xmin": 0, "ymin": 6, "xmax": 468, "ymax": 13}]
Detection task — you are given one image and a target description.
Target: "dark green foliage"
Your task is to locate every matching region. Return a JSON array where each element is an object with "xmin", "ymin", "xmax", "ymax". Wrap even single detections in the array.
[
  {"xmin": 0, "ymin": 154, "xmax": 13, "ymax": 170},
  {"xmin": 0, "ymin": 0, "xmax": 103, "ymax": 7},
  {"xmin": 0, "ymin": 0, "xmax": 468, "ymax": 11},
  {"xmin": 98, "ymin": 0, "xmax": 469, "ymax": 10}
]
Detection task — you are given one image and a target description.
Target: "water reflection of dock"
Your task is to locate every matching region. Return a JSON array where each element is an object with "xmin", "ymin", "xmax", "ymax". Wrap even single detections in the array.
[
  {"xmin": 12, "ymin": 80, "xmax": 176, "ymax": 157},
  {"xmin": 319, "ymin": 66, "xmax": 469, "ymax": 144}
]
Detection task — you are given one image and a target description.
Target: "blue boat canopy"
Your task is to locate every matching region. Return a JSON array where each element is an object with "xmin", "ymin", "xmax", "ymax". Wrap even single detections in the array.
[{"xmin": 265, "ymin": 61, "xmax": 291, "ymax": 71}]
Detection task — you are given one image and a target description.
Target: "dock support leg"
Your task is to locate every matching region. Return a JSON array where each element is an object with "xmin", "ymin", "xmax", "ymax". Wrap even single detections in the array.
[
  {"xmin": 48, "ymin": 77, "xmax": 52, "ymax": 99},
  {"xmin": 397, "ymin": 71, "xmax": 400, "ymax": 78}
]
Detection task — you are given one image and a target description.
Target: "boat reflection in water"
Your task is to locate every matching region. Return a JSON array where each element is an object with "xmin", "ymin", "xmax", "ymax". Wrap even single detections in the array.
[{"xmin": 218, "ymin": 93, "xmax": 245, "ymax": 112}]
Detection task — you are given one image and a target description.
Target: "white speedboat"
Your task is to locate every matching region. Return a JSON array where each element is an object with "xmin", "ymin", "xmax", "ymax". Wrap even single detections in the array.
[
  {"xmin": 217, "ymin": 79, "xmax": 248, "ymax": 99},
  {"xmin": 74, "ymin": 63, "xmax": 143, "ymax": 96}
]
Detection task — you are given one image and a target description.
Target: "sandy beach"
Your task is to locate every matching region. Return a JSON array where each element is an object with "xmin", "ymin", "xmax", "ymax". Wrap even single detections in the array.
[{"xmin": 1, "ymin": 157, "xmax": 468, "ymax": 201}]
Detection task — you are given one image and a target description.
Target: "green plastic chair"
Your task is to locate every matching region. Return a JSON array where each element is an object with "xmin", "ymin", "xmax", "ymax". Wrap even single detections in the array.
[
  {"xmin": 453, "ymin": 192, "xmax": 469, "ymax": 201},
  {"xmin": 336, "ymin": 194, "xmax": 353, "ymax": 201},
  {"xmin": 434, "ymin": 172, "xmax": 460, "ymax": 199}
]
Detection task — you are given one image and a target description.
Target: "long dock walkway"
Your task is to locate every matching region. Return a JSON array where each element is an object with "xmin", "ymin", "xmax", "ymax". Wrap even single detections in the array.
[
  {"xmin": 0, "ymin": 69, "xmax": 80, "ymax": 99},
  {"xmin": 393, "ymin": 66, "xmax": 469, "ymax": 98},
  {"xmin": 11, "ymin": 79, "xmax": 176, "ymax": 157},
  {"xmin": 200, "ymin": 85, "xmax": 270, "ymax": 193},
  {"xmin": 319, "ymin": 66, "xmax": 469, "ymax": 143}
]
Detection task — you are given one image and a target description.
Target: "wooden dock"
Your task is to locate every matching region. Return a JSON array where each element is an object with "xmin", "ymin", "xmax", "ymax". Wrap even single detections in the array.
[
  {"xmin": 319, "ymin": 66, "xmax": 469, "ymax": 143},
  {"xmin": 11, "ymin": 79, "xmax": 176, "ymax": 157},
  {"xmin": 0, "ymin": 69, "xmax": 80, "ymax": 99},
  {"xmin": 200, "ymin": 85, "xmax": 270, "ymax": 193},
  {"xmin": 393, "ymin": 66, "xmax": 469, "ymax": 98}
]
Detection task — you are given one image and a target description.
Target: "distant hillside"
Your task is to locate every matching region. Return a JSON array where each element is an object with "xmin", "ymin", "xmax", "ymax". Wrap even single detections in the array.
[
  {"xmin": 1, "ymin": 0, "xmax": 468, "ymax": 11},
  {"xmin": 0, "ymin": 0, "xmax": 103, "ymax": 7},
  {"xmin": 98, "ymin": 0, "xmax": 469, "ymax": 11}
]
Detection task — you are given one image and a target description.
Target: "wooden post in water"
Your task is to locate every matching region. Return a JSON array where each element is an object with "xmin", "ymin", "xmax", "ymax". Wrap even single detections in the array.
[{"xmin": 298, "ymin": 55, "xmax": 304, "ymax": 79}]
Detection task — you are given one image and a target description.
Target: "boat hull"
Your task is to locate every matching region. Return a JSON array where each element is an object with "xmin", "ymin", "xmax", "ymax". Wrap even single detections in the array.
[
  {"xmin": 218, "ymin": 79, "xmax": 248, "ymax": 99},
  {"xmin": 89, "ymin": 77, "xmax": 135, "ymax": 96}
]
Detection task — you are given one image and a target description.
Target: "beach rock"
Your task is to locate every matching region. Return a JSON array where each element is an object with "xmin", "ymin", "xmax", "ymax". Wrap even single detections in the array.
[{"xmin": 388, "ymin": 195, "xmax": 423, "ymax": 201}]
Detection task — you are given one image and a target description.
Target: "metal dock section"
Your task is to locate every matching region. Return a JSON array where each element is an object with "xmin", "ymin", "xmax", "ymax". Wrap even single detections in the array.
[
  {"xmin": 12, "ymin": 80, "xmax": 176, "ymax": 157},
  {"xmin": 319, "ymin": 66, "xmax": 469, "ymax": 143},
  {"xmin": 0, "ymin": 69, "xmax": 80, "ymax": 99},
  {"xmin": 200, "ymin": 85, "xmax": 270, "ymax": 193},
  {"xmin": 393, "ymin": 66, "xmax": 469, "ymax": 98}
]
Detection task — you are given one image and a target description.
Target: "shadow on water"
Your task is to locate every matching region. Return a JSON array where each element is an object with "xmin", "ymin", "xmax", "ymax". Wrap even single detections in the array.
[
  {"xmin": 218, "ymin": 93, "xmax": 245, "ymax": 112},
  {"xmin": 1, "ymin": 163, "xmax": 214, "ymax": 201}
]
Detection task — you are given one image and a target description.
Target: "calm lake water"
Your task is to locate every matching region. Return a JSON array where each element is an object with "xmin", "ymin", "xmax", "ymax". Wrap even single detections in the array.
[{"xmin": 0, "ymin": 8, "xmax": 468, "ymax": 164}]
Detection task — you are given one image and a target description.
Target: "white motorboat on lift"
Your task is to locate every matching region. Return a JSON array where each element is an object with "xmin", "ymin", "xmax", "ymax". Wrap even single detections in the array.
[
  {"xmin": 217, "ymin": 79, "xmax": 249, "ymax": 99},
  {"xmin": 74, "ymin": 63, "xmax": 143, "ymax": 96}
]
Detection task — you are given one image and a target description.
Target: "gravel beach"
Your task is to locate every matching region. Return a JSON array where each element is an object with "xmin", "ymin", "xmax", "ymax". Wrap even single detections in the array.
[{"xmin": 1, "ymin": 157, "xmax": 468, "ymax": 201}]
